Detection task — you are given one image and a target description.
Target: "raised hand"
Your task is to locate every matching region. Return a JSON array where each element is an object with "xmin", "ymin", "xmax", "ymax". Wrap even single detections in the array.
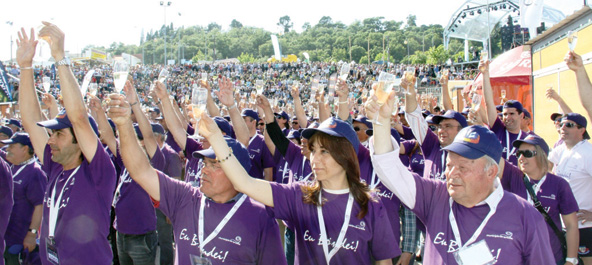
[
  {"xmin": 198, "ymin": 112, "xmax": 221, "ymax": 139},
  {"xmin": 336, "ymin": 79, "xmax": 349, "ymax": 99},
  {"xmin": 16, "ymin": 28, "xmax": 37, "ymax": 67},
  {"xmin": 564, "ymin": 51, "xmax": 584, "ymax": 72},
  {"xmin": 478, "ymin": 59, "xmax": 490, "ymax": 74},
  {"xmin": 290, "ymin": 84, "xmax": 300, "ymax": 99},
  {"xmin": 154, "ymin": 81, "xmax": 168, "ymax": 100},
  {"xmin": 38, "ymin": 21, "xmax": 65, "ymax": 61},
  {"xmin": 215, "ymin": 77, "xmax": 235, "ymax": 107},
  {"xmin": 123, "ymin": 80, "xmax": 139, "ymax": 104},
  {"xmin": 88, "ymin": 95, "xmax": 103, "ymax": 113},
  {"xmin": 107, "ymin": 94, "xmax": 132, "ymax": 126},
  {"xmin": 545, "ymin": 88, "xmax": 560, "ymax": 101},
  {"xmin": 41, "ymin": 93, "xmax": 57, "ymax": 108}
]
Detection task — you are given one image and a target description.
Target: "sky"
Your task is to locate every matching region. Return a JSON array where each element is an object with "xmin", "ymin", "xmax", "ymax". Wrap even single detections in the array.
[{"xmin": 1, "ymin": 0, "xmax": 587, "ymax": 62}]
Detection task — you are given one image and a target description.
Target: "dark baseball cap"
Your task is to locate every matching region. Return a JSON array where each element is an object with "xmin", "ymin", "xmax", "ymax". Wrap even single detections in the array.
[
  {"xmin": 149, "ymin": 107, "xmax": 161, "ymax": 115},
  {"xmin": 241, "ymin": 109, "xmax": 259, "ymax": 121},
  {"xmin": 192, "ymin": 136, "xmax": 251, "ymax": 172},
  {"xmin": 513, "ymin": 134, "xmax": 549, "ymax": 156},
  {"xmin": 8, "ymin": 119, "xmax": 21, "ymax": 128},
  {"xmin": 214, "ymin": 116, "xmax": 235, "ymax": 138},
  {"xmin": 562, "ymin": 113, "xmax": 590, "ymax": 139},
  {"xmin": 0, "ymin": 126, "xmax": 13, "ymax": 138},
  {"xmin": 503, "ymin": 100, "xmax": 523, "ymax": 113},
  {"xmin": 151, "ymin": 123, "xmax": 165, "ymax": 135},
  {"xmin": 37, "ymin": 109, "xmax": 99, "ymax": 136},
  {"xmin": 0, "ymin": 132, "xmax": 33, "ymax": 149},
  {"xmin": 443, "ymin": 125, "xmax": 503, "ymax": 163},
  {"xmin": 431, "ymin": 110, "xmax": 468, "ymax": 128},
  {"xmin": 287, "ymin": 130, "xmax": 301, "ymax": 140},
  {"xmin": 523, "ymin": 109, "xmax": 531, "ymax": 119},
  {"xmin": 550, "ymin": 113, "xmax": 563, "ymax": 122},
  {"xmin": 274, "ymin": 111, "xmax": 290, "ymax": 121},
  {"xmin": 353, "ymin": 115, "xmax": 373, "ymax": 130},
  {"xmin": 302, "ymin": 117, "xmax": 360, "ymax": 154}
]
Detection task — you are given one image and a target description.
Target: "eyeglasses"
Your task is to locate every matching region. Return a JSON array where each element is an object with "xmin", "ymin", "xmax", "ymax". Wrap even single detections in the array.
[
  {"xmin": 560, "ymin": 122, "xmax": 578, "ymax": 128},
  {"xmin": 202, "ymin": 159, "xmax": 221, "ymax": 170},
  {"xmin": 292, "ymin": 122, "xmax": 298, "ymax": 125},
  {"xmin": 516, "ymin": 150, "xmax": 537, "ymax": 158},
  {"xmin": 258, "ymin": 123, "xmax": 265, "ymax": 126},
  {"xmin": 353, "ymin": 127, "xmax": 361, "ymax": 132},
  {"xmin": 276, "ymin": 116, "xmax": 286, "ymax": 120}
]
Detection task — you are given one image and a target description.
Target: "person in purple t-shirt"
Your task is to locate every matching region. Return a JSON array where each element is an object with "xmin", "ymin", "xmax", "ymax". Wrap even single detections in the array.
[
  {"xmin": 499, "ymin": 135, "xmax": 580, "ymax": 264},
  {"xmin": 1, "ymin": 133, "xmax": 46, "ymax": 264},
  {"xmin": 0, "ymin": 152, "xmax": 13, "ymax": 265},
  {"xmin": 107, "ymin": 97, "xmax": 286, "ymax": 265},
  {"xmin": 239, "ymin": 109, "xmax": 274, "ymax": 181},
  {"xmin": 198, "ymin": 106, "xmax": 399, "ymax": 264},
  {"xmin": 481, "ymin": 60, "xmax": 527, "ymax": 166},
  {"xmin": 368, "ymin": 92, "xmax": 554, "ymax": 265},
  {"xmin": 18, "ymin": 24, "xmax": 116, "ymax": 265}
]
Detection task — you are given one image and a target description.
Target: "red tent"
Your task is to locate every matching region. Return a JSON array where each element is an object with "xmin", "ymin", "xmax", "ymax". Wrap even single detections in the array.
[{"xmin": 464, "ymin": 46, "xmax": 532, "ymax": 116}]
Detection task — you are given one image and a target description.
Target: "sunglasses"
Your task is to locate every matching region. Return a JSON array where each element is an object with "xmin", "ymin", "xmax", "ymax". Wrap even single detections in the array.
[
  {"xmin": 516, "ymin": 150, "xmax": 537, "ymax": 158},
  {"xmin": 560, "ymin": 122, "xmax": 578, "ymax": 128},
  {"xmin": 292, "ymin": 122, "xmax": 299, "ymax": 125},
  {"xmin": 353, "ymin": 127, "xmax": 361, "ymax": 132},
  {"xmin": 258, "ymin": 123, "xmax": 265, "ymax": 126},
  {"xmin": 276, "ymin": 116, "xmax": 286, "ymax": 120},
  {"xmin": 429, "ymin": 125, "xmax": 437, "ymax": 131}
]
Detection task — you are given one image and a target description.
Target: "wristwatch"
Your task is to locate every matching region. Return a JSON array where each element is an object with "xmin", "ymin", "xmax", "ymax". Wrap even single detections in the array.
[
  {"xmin": 28, "ymin": 228, "xmax": 38, "ymax": 234},
  {"xmin": 566, "ymin": 257, "xmax": 579, "ymax": 265},
  {"xmin": 55, "ymin": 57, "xmax": 71, "ymax": 67}
]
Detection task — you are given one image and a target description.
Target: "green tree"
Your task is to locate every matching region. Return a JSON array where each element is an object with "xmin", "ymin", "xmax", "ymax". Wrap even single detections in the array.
[
  {"xmin": 426, "ymin": 45, "xmax": 450, "ymax": 65},
  {"xmin": 277, "ymin": 16, "xmax": 293, "ymax": 33},
  {"xmin": 350, "ymin": 45, "xmax": 366, "ymax": 63},
  {"xmin": 237, "ymin": 52, "xmax": 256, "ymax": 63},
  {"xmin": 406, "ymin": 15, "xmax": 417, "ymax": 28},
  {"xmin": 230, "ymin": 19, "xmax": 243, "ymax": 29}
]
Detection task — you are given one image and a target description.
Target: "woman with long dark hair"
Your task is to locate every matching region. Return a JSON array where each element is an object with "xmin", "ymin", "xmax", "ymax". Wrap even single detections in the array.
[{"xmin": 196, "ymin": 98, "xmax": 398, "ymax": 264}]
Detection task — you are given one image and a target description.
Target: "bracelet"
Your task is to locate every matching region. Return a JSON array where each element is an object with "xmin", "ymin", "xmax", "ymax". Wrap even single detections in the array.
[
  {"xmin": 216, "ymin": 148, "xmax": 233, "ymax": 163},
  {"xmin": 130, "ymin": 101, "xmax": 138, "ymax": 107},
  {"xmin": 338, "ymin": 100, "xmax": 348, "ymax": 104},
  {"xmin": 156, "ymin": 99, "xmax": 162, "ymax": 105},
  {"xmin": 227, "ymin": 104, "xmax": 237, "ymax": 110},
  {"xmin": 20, "ymin": 67, "xmax": 33, "ymax": 70}
]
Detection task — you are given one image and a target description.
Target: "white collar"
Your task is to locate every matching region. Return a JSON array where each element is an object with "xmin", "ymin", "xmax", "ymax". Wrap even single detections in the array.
[
  {"xmin": 473, "ymin": 178, "xmax": 504, "ymax": 208},
  {"xmin": 322, "ymin": 187, "xmax": 350, "ymax": 194}
]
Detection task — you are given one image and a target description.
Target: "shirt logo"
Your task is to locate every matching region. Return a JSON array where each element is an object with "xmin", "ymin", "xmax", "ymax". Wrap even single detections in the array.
[
  {"xmin": 250, "ymin": 148, "xmax": 261, "ymax": 154},
  {"xmin": 540, "ymin": 194, "xmax": 556, "ymax": 200},
  {"xmin": 348, "ymin": 221, "xmax": 366, "ymax": 231},
  {"xmin": 13, "ymin": 180, "xmax": 22, "ymax": 185},
  {"xmin": 486, "ymin": 231, "xmax": 514, "ymax": 240},
  {"xmin": 463, "ymin": 131, "xmax": 480, "ymax": 144},
  {"xmin": 218, "ymin": 236, "xmax": 242, "ymax": 246}
]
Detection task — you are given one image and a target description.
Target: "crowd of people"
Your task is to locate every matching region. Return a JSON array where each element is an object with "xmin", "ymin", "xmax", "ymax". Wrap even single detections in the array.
[{"xmin": 1, "ymin": 22, "xmax": 592, "ymax": 265}]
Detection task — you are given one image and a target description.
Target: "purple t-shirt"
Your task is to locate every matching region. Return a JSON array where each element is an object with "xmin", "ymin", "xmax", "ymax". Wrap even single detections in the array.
[
  {"xmin": 184, "ymin": 137, "xmax": 204, "ymax": 186},
  {"xmin": 113, "ymin": 145, "xmax": 166, "ymax": 235},
  {"xmin": 358, "ymin": 145, "xmax": 403, "ymax": 255},
  {"xmin": 419, "ymin": 129, "xmax": 447, "ymax": 181},
  {"xmin": 402, "ymin": 140, "xmax": 425, "ymax": 177},
  {"xmin": 4, "ymin": 160, "xmax": 47, "ymax": 247},
  {"xmin": 273, "ymin": 151, "xmax": 291, "ymax": 184},
  {"xmin": 162, "ymin": 143, "xmax": 183, "ymax": 179},
  {"xmin": 501, "ymin": 161, "xmax": 579, "ymax": 262},
  {"xmin": 491, "ymin": 117, "xmax": 527, "ymax": 166},
  {"xmin": 165, "ymin": 131, "xmax": 182, "ymax": 153},
  {"xmin": 156, "ymin": 172, "xmax": 286, "ymax": 264},
  {"xmin": 400, "ymin": 126, "xmax": 415, "ymax": 141},
  {"xmin": 283, "ymin": 142, "xmax": 313, "ymax": 183},
  {"xmin": 40, "ymin": 140, "xmax": 117, "ymax": 265},
  {"xmin": 0, "ymin": 158, "xmax": 12, "ymax": 261},
  {"xmin": 267, "ymin": 182, "xmax": 399, "ymax": 264},
  {"xmin": 411, "ymin": 175, "xmax": 554, "ymax": 264},
  {"xmin": 246, "ymin": 135, "xmax": 274, "ymax": 180}
]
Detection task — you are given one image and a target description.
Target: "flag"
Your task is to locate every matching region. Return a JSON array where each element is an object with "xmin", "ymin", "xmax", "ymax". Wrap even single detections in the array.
[
  {"xmin": 520, "ymin": 0, "xmax": 544, "ymax": 39},
  {"xmin": 0, "ymin": 62, "xmax": 13, "ymax": 102},
  {"xmin": 271, "ymin": 34, "xmax": 282, "ymax": 61}
]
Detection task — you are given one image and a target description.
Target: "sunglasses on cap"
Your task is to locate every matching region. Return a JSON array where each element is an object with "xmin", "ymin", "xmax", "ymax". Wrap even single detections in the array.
[
  {"xmin": 560, "ymin": 122, "xmax": 578, "ymax": 128},
  {"xmin": 292, "ymin": 121, "xmax": 299, "ymax": 125},
  {"xmin": 258, "ymin": 123, "xmax": 265, "ymax": 126},
  {"xmin": 516, "ymin": 150, "xmax": 537, "ymax": 158}
]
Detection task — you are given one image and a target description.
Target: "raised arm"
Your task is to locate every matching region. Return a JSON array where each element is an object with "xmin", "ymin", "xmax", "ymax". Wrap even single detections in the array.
[
  {"xmin": 154, "ymin": 81, "xmax": 187, "ymax": 150},
  {"xmin": 259, "ymin": 95, "xmax": 278, "ymax": 157},
  {"xmin": 479, "ymin": 60, "xmax": 497, "ymax": 128},
  {"xmin": 565, "ymin": 51, "xmax": 592, "ymax": 120},
  {"xmin": 291, "ymin": 85, "xmax": 308, "ymax": 129},
  {"xmin": 440, "ymin": 76, "xmax": 454, "ymax": 111},
  {"xmin": 203, "ymin": 80, "xmax": 221, "ymax": 117},
  {"xmin": 336, "ymin": 80, "xmax": 351, "ymax": 121},
  {"xmin": 317, "ymin": 93, "xmax": 330, "ymax": 123},
  {"xmin": 41, "ymin": 93, "xmax": 59, "ymax": 119},
  {"xmin": 16, "ymin": 28, "xmax": 48, "ymax": 162},
  {"xmin": 216, "ymin": 77, "xmax": 250, "ymax": 147},
  {"xmin": 545, "ymin": 88, "xmax": 573, "ymax": 114},
  {"xmin": 108, "ymin": 94, "xmax": 160, "ymax": 200},
  {"xmin": 40, "ymin": 22, "xmax": 97, "ymax": 162},
  {"xmin": 125, "ymin": 80, "xmax": 158, "ymax": 158},
  {"xmin": 88, "ymin": 95, "xmax": 117, "ymax": 155}
]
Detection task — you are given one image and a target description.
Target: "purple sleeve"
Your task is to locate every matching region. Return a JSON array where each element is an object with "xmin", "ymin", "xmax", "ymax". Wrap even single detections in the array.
[
  {"xmin": 86, "ymin": 139, "xmax": 117, "ymax": 188},
  {"xmin": 419, "ymin": 129, "xmax": 439, "ymax": 158},
  {"xmin": 164, "ymin": 148, "xmax": 183, "ymax": 178},
  {"xmin": 369, "ymin": 198, "xmax": 400, "ymax": 260},
  {"xmin": 25, "ymin": 166, "xmax": 47, "ymax": 206},
  {"xmin": 260, "ymin": 141, "xmax": 274, "ymax": 169},
  {"xmin": 491, "ymin": 116, "xmax": 505, "ymax": 133},
  {"xmin": 186, "ymin": 124, "xmax": 195, "ymax": 136},
  {"xmin": 411, "ymin": 175, "xmax": 448, "ymax": 223},
  {"xmin": 267, "ymin": 182, "xmax": 300, "ymax": 222},
  {"xmin": 157, "ymin": 171, "xmax": 198, "ymax": 222},
  {"xmin": 185, "ymin": 137, "xmax": 202, "ymax": 157},
  {"xmin": 283, "ymin": 142, "xmax": 304, "ymax": 168},
  {"xmin": 500, "ymin": 160, "xmax": 524, "ymax": 195},
  {"xmin": 150, "ymin": 146, "xmax": 166, "ymax": 172},
  {"xmin": 522, "ymin": 205, "xmax": 556, "ymax": 263},
  {"xmin": 0, "ymin": 159, "xmax": 12, "ymax": 253},
  {"xmin": 401, "ymin": 126, "xmax": 415, "ymax": 140},
  {"xmin": 402, "ymin": 140, "xmax": 417, "ymax": 156},
  {"xmin": 557, "ymin": 177, "xmax": 579, "ymax": 215},
  {"xmin": 256, "ymin": 209, "xmax": 288, "ymax": 264}
]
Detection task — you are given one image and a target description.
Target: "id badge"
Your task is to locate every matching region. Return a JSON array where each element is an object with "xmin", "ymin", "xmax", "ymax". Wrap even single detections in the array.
[
  {"xmin": 45, "ymin": 237, "xmax": 60, "ymax": 265},
  {"xmin": 190, "ymin": 254, "xmax": 212, "ymax": 265},
  {"xmin": 453, "ymin": 240, "xmax": 495, "ymax": 265}
]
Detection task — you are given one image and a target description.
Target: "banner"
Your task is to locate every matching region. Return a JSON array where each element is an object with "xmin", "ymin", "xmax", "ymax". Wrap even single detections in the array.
[
  {"xmin": 520, "ymin": 0, "xmax": 544, "ymax": 39},
  {"xmin": 0, "ymin": 62, "xmax": 13, "ymax": 102},
  {"xmin": 271, "ymin": 35, "xmax": 282, "ymax": 61},
  {"xmin": 90, "ymin": 49, "xmax": 107, "ymax": 60}
]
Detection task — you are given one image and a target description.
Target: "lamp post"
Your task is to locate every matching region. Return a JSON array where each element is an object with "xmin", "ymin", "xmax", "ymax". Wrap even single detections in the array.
[
  {"xmin": 6, "ymin": 21, "xmax": 13, "ymax": 63},
  {"xmin": 404, "ymin": 40, "xmax": 409, "ymax": 57},
  {"xmin": 160, "ymin": 1, "xmax": 172, "ymax": 65}
]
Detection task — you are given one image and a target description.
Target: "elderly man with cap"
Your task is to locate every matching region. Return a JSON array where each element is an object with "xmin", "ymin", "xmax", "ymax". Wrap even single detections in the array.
[
  {"xmin": 0, "ymin": 126, "xmax": 13, "ymax": 149},
  {"xmin": 402, "ymin": 76, "xmax": 468, "ymax": 181},
  {"xmin": 1, "ymin": 133, "xmax": 47, "ymax": 264},
  {"xmin": 369, "ymin": 91, "xmax": 554, "ymax": 264},
  {"xmin": 17, "ymin": 24, "xmax": 116, "ymax": 264},
  {"xmin": 481, "ymin": 61, "xmax": 527, "ymax": 166},
  {"xmin": 107, "ymin": 94, "xmax": 286, "ymax": 265},
  {"xmin": 549, "ymin": 113, "xmax": 592, "ymax": 264}
]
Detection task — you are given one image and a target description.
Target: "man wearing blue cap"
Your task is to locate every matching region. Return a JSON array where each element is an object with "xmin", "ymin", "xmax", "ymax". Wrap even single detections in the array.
[
  {"xmin": 239, "ymin": 108, "xmax": 273, "ymax": 181},
  {"xmin": 7, "ymin": 119, "xmax": 21, "ymax": 134},
  {"xmin": 107, "ymin": 97, "xmax": 286, "ymax": 265},
  {"xmin": 481, "ymin": 61, "xmax": 527, "ymax": 166},
  {"xmin": 549, "ymin": 113, "xmax": 592, "ymax": 263},
  {"xmin": 402, "ymin": 78, "xmax": 468, "ymax": 181},
  {"xmin": 353, "ymin": 115, "xmax": 372, "ymax": 148},
  {"xmin": 369, "ymin": 92, "xmax": 554, "ymax": 264},
  {"xmin": 17, "ymin": 24, "xmax": 116, "ymax": 265},
  {"xmin": 1, "ymin": 133, "xmax": 47, "ymax": 264},
  {"xmin": 0, "ymin": 126, "xmax": 13, "ymax": 149}
]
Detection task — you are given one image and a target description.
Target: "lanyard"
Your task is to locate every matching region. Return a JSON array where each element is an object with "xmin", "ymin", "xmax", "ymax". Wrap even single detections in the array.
[
  {"xmin": 48, "ymin": 165, "xmax": 81, "ymax": 237},
  {"xmin": 505, "ymin": 130, "xmax": 522, "ymax": 160},
  {"xmin": 448, "ymin": 187, "xmax": 502, "ymax": 249},
  {"xmin": 300, "ymin": 158, "xmax": 313, "ymax": 183},
  {"xmin": 281, "ymin": 161, "xmax": 290, "ymax": 182},
  {"xmin": 112, "ymin": 169, "xmax": 130, "ymax": 206},
  {"xmin": 198, "ymin": 194, "xmax": 247, "ymax": 253},
  {"xmin": 441, "ymin": 151, "xmax": 447, "ymax": 173},
  {"xmin": 317, "ymin": 190, "xmax": 354, "ymax": 265},
  {"xmin": 370, "ymin": 170, "xmax": 381, "ymax": 190},
  {"xmin": 11, "ymin": 158, "xmax": 36, "ymax": 179},
  {"xmin": 525, "ymin": 174, "xmax": 547, "ymax": 205}
]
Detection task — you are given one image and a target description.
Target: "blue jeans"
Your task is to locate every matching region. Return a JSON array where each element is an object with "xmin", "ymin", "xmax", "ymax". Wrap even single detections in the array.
[
  {"xmin": 284, "ymin": 228, "xmax": 295, "ymax": 265},
  {"xmin": 156, "ymin": 209, "xmax": 174, "ymax": 265},
  {"xmin": 116, "ymin": 230, "xmax": 158, "ymax": 265}
]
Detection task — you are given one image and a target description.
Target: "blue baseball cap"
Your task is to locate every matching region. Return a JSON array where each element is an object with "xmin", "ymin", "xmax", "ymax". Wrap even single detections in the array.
[
  {"xmin": 8, "ymin": 119, "xmax": 21, "ymax": 128},
  {"xmin": 37, "ymin": 109, "xmax": 99, "ymax": 136},
  {"xmin": 495, "ymin": 105, "xmax": 503, "ymax": 113},
  {"xmin": 503, "ymin": 100, "xmax": 523, "ymax": 113},
  {"xmin": 422, "ymin": 109, "xmax": 431, "ymax": 118},
  {"xmin": 0, "ymin": 132, "xmax": 33, "ymax": 149},
  {"xmin": 431, "ymin": 110, "xmax": 468, "ymax": 128},
  {"xmin": 461, "ymin": 107, "xmax": 471, "ymax": 116},
  {"xmin": 274, "ymin": 111, "xmax": 290, "ymax": 121},
  {"xmin": 523, "ymin": 109, "xmax": 531, "ymax": 119},
  {"xmin": 213, "ymin": 116, "xmax": 235, "ymax": 138},
  {"xmin": 0, "ymin": 126, "xmax": 13, "ymax": 138},
  {"xmin": 425, "ymin": 114, "xmax": 435, "ymax": 124},
  {"xmin": 513, "ymin": 134, "xmax": 549, "ymax": 156},
  {"xmin": 241, "ymin": 109, "xmax": 259, "ymax": 121},
  {"xmin": 149, "ymin": 107, "xmax": 161, "ymax": 115},
  {"xmin": 192, "ymin": 136, "xmax": 252, "ymax": 172},
  {"xmin": 301, "ymin": 117, "xmax": 360, "ymax": 154},
  {"xmin": 287, "ymin": 130, "xmax": 301, "ymax": 140},
  {"xmin": 151, "ymin": 123, "xmax": 165, "ymax": 135},
  {"xmin": 562, "ymin": 113, "xmax": 590, "ymax": 140},
  {"xmin": 443, "ymin": 125, "xmax": 503, "ymax": 163},
  {"xmin": 353, "ymin": 115, "xmax": 373, "ymax": 129}
]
